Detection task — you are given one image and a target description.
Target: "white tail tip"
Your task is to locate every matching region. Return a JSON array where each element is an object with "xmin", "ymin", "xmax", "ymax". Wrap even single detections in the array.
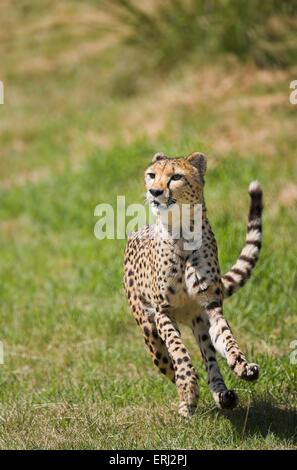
[{"xmin": 249, "ymin": 180, "xmax": 262, "ymax": 194}]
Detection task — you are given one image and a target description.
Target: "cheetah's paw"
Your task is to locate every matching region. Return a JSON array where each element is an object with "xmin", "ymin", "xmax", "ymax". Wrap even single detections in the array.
[
  {"xmin": 217, "ymin": 390, "xmax": 238, "ymax": 409},
  {"xmin": 178, "ymin": 402, "xmax": 196, "ymax": 418},
  {"xmin": 241, "ymin": 363, "xmax": 259, "ymax": 382}
]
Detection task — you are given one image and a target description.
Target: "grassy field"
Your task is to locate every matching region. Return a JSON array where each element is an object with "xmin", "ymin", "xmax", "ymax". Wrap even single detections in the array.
[{"xmin": 0, "ymin": 1, "xmax": 297, "ymax": 449}]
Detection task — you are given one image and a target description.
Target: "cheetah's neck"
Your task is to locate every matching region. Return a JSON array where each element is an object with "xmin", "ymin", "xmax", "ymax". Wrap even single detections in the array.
[{"xmin": 153, "ymin": 203, "xmax": 210, "ymax": 256}]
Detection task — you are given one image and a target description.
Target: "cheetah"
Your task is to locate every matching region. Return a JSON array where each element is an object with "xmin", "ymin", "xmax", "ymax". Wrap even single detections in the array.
[{"xmin": 124, "ymin": 151, "xmax": 263, "ymax": 417}]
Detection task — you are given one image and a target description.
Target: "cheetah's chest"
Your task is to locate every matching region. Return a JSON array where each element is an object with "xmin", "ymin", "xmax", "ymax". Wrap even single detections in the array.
[{"xmin": 161, "ymin": 251, "xmax": 214, "ymax": 309}]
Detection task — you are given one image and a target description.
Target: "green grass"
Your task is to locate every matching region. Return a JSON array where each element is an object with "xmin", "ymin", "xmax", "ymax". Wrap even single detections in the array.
[{"xmin": 0, "ymin": 1, "xmax": 297, "ymax": 449}]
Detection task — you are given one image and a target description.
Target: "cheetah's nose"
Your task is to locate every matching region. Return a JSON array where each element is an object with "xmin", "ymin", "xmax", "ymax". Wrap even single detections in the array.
[{"xmin": 149, "ymin": 189, "xmax": 163, "ymax": 197}]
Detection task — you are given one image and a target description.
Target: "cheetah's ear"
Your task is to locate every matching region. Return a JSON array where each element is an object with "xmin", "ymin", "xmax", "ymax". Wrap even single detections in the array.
[
  {"xmin": 186, "ymin": 152, "xmax": 207, "ymax": 177},
  {"xmin": 152, "ymin": 152, "xmax": 167, "ymax": 163}
]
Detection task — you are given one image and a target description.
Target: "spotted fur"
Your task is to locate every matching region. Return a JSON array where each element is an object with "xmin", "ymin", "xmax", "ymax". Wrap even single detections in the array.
[{"xmin": 124, "ymin": 152, "xmax": 263, "ymax": 417}]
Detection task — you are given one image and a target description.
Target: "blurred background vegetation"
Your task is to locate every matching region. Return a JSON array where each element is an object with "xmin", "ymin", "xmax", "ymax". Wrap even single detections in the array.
[
  {"xmin": 107, "ymin": 0, "xmax": 297, "ymax": 70},
  {"xmin": 0, "ymin": 0, "xmax": 296, "ymax": 449}
]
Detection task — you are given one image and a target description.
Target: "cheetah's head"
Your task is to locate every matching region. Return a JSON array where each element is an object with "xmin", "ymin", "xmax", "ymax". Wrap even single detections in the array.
[{"xmin": 145, "ymin": 152, "xmax": 207, "ymax": 213}]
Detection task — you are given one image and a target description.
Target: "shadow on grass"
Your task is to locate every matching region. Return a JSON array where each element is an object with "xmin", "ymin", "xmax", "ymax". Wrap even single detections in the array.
[{"xmin": 223, "ymin": 400, "xmax": 297, "ymax": 443}]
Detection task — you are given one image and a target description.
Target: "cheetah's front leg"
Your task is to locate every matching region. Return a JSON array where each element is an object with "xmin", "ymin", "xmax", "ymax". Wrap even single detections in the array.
[
  {"xmin": 193, "ymin": 318, "xmax": 238, "ymax": 409},
  {"xmin": 204, "ymin": 300, "xmax": 259, "ymax": 381},
  {"xmin": 155, "ymin": 309, "xmax": 198, "ymax": 417}
]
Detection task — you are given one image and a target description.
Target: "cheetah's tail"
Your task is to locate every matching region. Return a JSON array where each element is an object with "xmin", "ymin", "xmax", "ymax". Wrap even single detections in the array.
[{"xmin": 222, "ymin": 181, "xmax": 263, "ymax": 298}]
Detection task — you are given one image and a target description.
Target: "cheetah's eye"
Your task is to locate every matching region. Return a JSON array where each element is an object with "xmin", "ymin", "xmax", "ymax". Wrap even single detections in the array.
[
  {"xmin": 147, "ymin": 173, "xmax": 155, "ymax": 179},
  {"xmin": 171, "ymin": 174, "xmax": 183, "ymax": 181}
]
